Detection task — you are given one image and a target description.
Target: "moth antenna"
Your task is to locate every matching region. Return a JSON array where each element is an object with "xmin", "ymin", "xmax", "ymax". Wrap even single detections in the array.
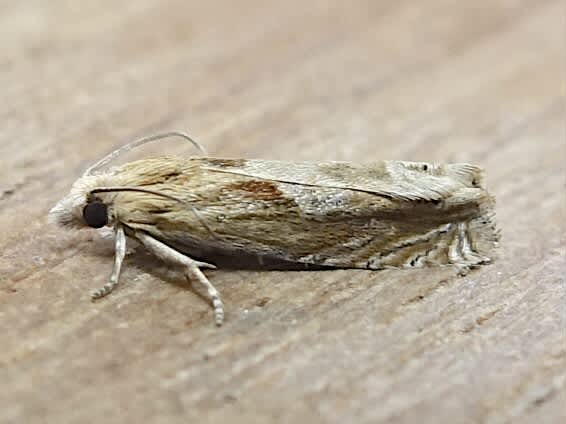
[
  {"xmin": 90, "ymin": 187, "xmax": 197, "ymax": 203},
  {"xmin": 89, "ymin": 187, "xmax": 218, "ymax": 239},
  {"xmin": 84, "ymin": 131, "xmax": 207, "ymax": 176},
  {"xmin": 89, "ymin": 186, "xmax": 199, "ymax": 202}
]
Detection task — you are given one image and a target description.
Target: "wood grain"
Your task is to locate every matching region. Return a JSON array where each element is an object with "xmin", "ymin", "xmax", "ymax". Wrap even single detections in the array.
[{"xmin": 0, "ymin": 1, "xmax": 564, "ymax": 423}]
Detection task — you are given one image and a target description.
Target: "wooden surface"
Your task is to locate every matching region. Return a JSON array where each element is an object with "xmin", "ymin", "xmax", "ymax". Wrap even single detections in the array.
[{"xmin": 0, "ymin": 1, "xmax": 564, "ymax": 423}]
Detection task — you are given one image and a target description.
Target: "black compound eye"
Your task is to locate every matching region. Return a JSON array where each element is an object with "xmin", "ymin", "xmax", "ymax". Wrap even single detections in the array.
[{"xmin": 83, "ymin": 201, "xmax": 108, "ymax": 228}]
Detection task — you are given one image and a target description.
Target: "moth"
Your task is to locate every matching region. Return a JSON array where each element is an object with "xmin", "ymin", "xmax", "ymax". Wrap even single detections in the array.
[{"xmin": 49, "ymin": 132, "xmax": 499, "ymax": 325}]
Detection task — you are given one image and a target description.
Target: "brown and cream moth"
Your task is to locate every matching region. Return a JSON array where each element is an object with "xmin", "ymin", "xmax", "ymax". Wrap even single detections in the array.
[{"xmin": 49, "ymin": 132, "xmax": 499, "ymax": 326}]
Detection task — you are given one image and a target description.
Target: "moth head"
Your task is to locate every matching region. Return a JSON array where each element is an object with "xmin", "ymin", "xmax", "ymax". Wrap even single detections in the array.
[
  {"xmin": 49, "ymin": 174, "xmax": 114, "ymax": 230},
  {"xmin": 49, "ymin": 131, "xmax": 205, "ymax": 230}
]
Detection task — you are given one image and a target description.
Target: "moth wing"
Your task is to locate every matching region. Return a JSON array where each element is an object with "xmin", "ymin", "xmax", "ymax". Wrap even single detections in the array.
[
  {"xmin": 106, "ymin": 158, "xmax": 378, "ymax": 269},
  {"xmin": 107, "ymin": 156, "xmax": 495, "ymax": 270},
  {"xmin": 199, "ymin": 158, "xmax": 484, "ymax": 201}
]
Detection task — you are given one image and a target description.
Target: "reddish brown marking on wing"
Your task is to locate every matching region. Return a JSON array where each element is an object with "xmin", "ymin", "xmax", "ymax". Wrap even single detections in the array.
[{"xmin": 227, "ymin": 180, "xmax": 284, "ymax": 200}]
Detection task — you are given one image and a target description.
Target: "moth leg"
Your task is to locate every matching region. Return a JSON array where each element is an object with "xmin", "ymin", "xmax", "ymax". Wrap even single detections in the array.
[
  {"xmin": 91, "ymin": 225, "xmax": 127, "ymax": 299},
  {"xmin": 449, "ymin": 223, "xmax": 491, "ymax": 276},
  {"xmin": 459, "ymin": 223, "xmax": 491, "ymax": 265},
  {"xmin": 134, "ymin": 232, "xmax": 223, "ymax": 326},
  {"xmin": 185, "ymin": 263, "xmax": 224, "ymax": 326}
]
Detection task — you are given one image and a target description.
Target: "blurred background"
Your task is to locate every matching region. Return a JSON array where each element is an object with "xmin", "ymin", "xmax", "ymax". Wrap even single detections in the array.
[
  {"xmin": 1, "ymin": 1, "xmax": 564, "ymax": 423},
  {"xmin": 2, "ymin": 0, "xmax": 561, "ymax": 169}
]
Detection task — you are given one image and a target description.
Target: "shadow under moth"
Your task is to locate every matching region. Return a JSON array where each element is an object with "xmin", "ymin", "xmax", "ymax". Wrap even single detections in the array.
[{"xmin": 49, "ymin": 132, "xmax": 499, "ymax": 325}]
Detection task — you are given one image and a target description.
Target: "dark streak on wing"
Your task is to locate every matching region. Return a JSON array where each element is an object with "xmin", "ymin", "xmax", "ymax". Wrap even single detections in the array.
[{"xmin": 201, "ymin": 158, "xmax": 247, "ymax": 168}]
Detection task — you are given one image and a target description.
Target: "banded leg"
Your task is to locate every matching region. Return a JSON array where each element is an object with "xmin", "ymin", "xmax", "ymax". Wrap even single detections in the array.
[
  {"xmin": 92, "ymin": 225, "xmax": 127, "ymax": 299},
  {"xmin": 135, "ymin": 232, "xmax": 223, "ymax": 326}
]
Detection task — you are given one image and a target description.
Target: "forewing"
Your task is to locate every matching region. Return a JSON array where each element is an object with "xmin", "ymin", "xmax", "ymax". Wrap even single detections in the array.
[
  {"xmin": 200, "ymin": 158, "xmax": 485, "ymax": 201},
  {"xmin": 105, "ymin": 157, "xmax": 496, "ymax": 270}
]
